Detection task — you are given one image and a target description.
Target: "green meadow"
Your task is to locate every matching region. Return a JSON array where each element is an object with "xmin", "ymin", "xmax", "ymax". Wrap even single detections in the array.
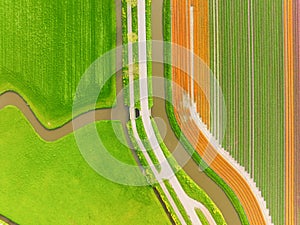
[{"xmin": 0, "ymin": 106, "xmax": 171, "ymax": 225}]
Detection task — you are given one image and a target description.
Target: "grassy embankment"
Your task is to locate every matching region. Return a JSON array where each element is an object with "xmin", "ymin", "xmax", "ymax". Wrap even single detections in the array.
[{"xmin": 0, "ymin": 0, "xmax": 116, "ymax": 129}]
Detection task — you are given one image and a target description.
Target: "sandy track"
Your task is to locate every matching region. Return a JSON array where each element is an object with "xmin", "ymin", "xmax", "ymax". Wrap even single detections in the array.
[
  {"xmin": 284, "ymin": 0, "xmax": 295, "ymax": 224},
  {"xmin": 171, "ymin": 0, "xmax": 268, "ymax": 224}
]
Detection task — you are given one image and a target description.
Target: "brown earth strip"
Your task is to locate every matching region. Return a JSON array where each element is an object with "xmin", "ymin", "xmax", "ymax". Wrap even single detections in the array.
[{"xmin": 284, "ymin": 0, "xmax": 295, "ymax": 224}]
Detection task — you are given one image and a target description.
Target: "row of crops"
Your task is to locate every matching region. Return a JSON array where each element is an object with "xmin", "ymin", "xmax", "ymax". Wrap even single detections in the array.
[
  {"xmin": 295, "ymin": 1, "xmax": 300, "ymax": 224},
  {"xmin": 0, "ymin": 0, "xmax": 116, "ymax": 128},
  {"xmin": 209, "ymin": 1, "xmax": 284, "ymax": 224},
  {"xmin": 165, "ymin": 0, "xmax": 252, "ymax": 223}
]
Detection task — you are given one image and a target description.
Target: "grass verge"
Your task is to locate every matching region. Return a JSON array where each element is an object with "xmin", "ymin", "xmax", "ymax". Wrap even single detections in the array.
[
  {"xmin": 195, "ymin": 209, "xmax": 210, "ymax": 225},
  {"xmin": 163, "ymin": 180, "xmax": 192, "ymax": 225},
  {"xmin": 135, "ymin": 117, "xmax": 161, "ymax": 171}
]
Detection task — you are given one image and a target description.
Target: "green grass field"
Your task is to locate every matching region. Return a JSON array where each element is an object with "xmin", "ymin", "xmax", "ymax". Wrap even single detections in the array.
[
  {"xmin": 0, "ymin": 0, "xmax": 116, "ymax": 129},
  {"xmin": 209, "ymin": 1, "xmax": 285, "ymax": 224},
  {"xmin": 0, "ymin": 106, "xmax": 171, "ymax": 225}
]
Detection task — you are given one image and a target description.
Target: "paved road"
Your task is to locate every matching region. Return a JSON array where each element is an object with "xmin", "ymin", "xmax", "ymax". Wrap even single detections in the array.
[
  {"xmin": 126, "ymin": 3, "xmax": 187, "ymax": 225},
  {"xmin": 127, "ymin": 1, "xmax": 217, "ymax": 224}
]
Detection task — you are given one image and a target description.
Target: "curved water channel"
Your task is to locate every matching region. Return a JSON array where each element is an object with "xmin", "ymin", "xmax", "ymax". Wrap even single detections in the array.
[
  {"xmin": 150, "ymin": 1, "xmax": 241, "ymax": 224},
  {"xmin": 0, "ymin": 1, "xmax": 241, "ymax": 224}
]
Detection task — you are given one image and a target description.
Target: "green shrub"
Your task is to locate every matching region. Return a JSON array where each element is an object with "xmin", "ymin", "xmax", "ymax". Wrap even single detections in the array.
[{"xmin": 126, "ymin": 0, "xmax": 137, "ymax": 7}]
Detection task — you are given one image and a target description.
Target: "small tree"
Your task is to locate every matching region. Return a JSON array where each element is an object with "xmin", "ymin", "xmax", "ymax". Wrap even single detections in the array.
[
  {"xmin": 145, "ymin": 169, "xmax": 156, "ymax": 186},
  {"xmin": 127, "ymin": 32, "xmax": 138, "ymax": 43},
  {"xmin": 126, "ymin": 0, "xmax": 137, "ymax": 7}
]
